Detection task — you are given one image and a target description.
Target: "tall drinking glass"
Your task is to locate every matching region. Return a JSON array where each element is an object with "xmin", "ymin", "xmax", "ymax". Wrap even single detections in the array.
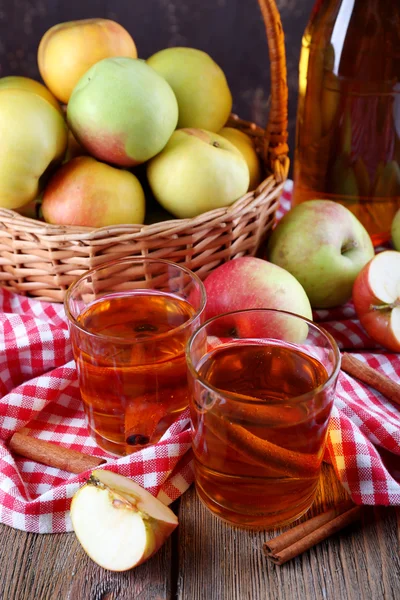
[
  {"xmin": 65, "ymin": 257, "xmax": 206, "ymax": 456},
  {"xmin": 186, "ymin": 308, "xmax": 340, "ymax": 529}
]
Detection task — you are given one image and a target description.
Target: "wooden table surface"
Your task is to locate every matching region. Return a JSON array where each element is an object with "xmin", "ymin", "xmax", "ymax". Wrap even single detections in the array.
[{"xmin": 0, "ymin": 464, "xmax": 399, "ymax": 600}]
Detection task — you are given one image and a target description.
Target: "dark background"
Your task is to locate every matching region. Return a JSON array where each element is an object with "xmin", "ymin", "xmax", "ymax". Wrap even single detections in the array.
[{"xmin": 0, "ymin": 0, "xmax": 315, "ymax": 166}]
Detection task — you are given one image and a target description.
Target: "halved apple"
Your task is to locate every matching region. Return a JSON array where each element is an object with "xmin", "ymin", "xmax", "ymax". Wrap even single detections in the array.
[
  {"xmin": 70, "ymin": 470, "xmax": 178, "ymax": 571},
  {"xmin": 352, "ymin": 250, "xmax": 400, "ymax": 352}
]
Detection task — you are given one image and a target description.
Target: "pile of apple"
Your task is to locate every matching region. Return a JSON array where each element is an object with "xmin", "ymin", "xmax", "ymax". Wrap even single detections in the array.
[{"xmin": 0, "ymin": 18, "xmax": 263, "ymax": 227}]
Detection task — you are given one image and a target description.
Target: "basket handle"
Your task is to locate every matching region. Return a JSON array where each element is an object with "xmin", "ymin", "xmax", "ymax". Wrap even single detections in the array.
[{"xmin": 257, "ymin": 0, "xmax": 289, "ymax": 182}]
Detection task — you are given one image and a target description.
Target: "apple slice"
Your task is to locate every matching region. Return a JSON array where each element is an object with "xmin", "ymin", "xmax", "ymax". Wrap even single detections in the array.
[
  {"xmin": 70, "ymin": 470, "xmax": 178, "ymax": 571},
  {"xmin": 352, "ymin": 250, "xmax": 400, "ymax": 352}
]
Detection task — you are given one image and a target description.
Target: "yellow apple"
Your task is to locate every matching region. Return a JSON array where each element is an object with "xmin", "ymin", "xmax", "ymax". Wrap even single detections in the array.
[
  {"xmin": 0, "ymin": 75, "xmax": 62, "ymax": 113},
  {"xmin": 38, "ymin": 18, "xmax": 138, "ymax": 104},
  {"xmin": 147, "ymin": 47, "xmax": 232, "ymax": 132},
  {"xmin": 0, "ymin": 89, "xmax": 67, "ymax": 209},
  {"xmin": 147, "ymin": 128, "xmax": 249, "ymax": 218},
  {"xmin": 219, "ymin": 127, "xmax": 262, "ymax": 191},
  {"xmin": 42, "ymin": 156, "xmax": 145, "ymax": 227}
]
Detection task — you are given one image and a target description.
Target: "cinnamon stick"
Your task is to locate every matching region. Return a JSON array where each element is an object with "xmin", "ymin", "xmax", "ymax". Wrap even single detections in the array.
[
  {"xmin": 205, "ymin": 411, "xmax": 319, "ymax": 479},
  {"xmin": 125, "ymin": 388, "xmax": 188, "ymax": 446},
  {"xmin": 263, "ymin": 502, "xmax": 363, "ymax": 565},
  {"xmin": 9, "ymin": 432, "xmax": 106, "ymax": 474},
  {"xmin": 264, "ymin": 499, "xmax": 354, "ymax": 554},
  {"xmin": 214, "ymin": 393, "xmax": 289, "ymax": 426},
  {"xmin": 341, "ymin": 353, "xmax": 400, "ymax": 407},
  {"xmin": 212, "ymin": 393, "xmax": 332, "ymax": 428}
]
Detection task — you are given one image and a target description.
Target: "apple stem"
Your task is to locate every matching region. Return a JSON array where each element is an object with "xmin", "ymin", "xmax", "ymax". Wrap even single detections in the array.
[
  {"xmin": 341, "ymin": 240, "xmax": 358, "ymax": 254},
  {"xmin": 212, "ymin": 141, "xmax": 220, "ymax": 148},
  {"xmin": 88, "ymin": 474, "xmax": 105, "ymax": 488},
  {"xmin": 371, "ymin": 300, "xmax": 400, "ymax": 311}
]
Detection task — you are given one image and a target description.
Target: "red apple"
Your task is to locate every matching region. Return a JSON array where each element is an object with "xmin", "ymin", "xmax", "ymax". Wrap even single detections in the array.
[
  {"xmin": 352, "ymin": 250, "xmax": 400, "ymax": 352},
  {"xmin": 202, "ymin": 256, "xmax": 313, "ymax": 342},
  {"xmin": 42, "ymin": 156, "xmax": 145, "ymax": 227}
]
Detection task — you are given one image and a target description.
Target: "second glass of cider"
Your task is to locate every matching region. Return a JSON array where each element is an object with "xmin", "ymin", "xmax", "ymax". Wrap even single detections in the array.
[
  {"xmin": 65, "ymin": 257, "xmax": 206, "ymax": 456},
  {"xmin": 186, "ymin": 309, "xmax": 340, "ymax": 529}
]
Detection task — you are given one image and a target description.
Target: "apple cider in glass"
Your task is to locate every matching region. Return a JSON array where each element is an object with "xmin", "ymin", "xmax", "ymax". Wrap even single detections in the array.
[
  {"xmin": 65, "ymin": 258, "xmax": 205, "ymax": 456},
  {"xmin": 186, "ymin": 309, "xmax": 340, "ymax": 529}
]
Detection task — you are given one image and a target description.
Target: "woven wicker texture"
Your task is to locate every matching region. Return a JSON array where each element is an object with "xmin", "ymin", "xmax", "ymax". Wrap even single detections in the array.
[{"xmin": 0, "ymin": 0, "xmax": 289, "ymax": 302}]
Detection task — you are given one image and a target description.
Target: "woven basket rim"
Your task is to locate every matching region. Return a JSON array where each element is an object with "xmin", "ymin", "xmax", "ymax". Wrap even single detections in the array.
[{"xmin": 0, "ymin": 174, "xmax": 285, "ymax": 242}]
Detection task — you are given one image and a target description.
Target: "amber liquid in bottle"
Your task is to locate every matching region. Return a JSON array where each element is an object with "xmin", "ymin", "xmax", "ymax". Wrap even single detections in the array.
[{"xmin": 293, "ymin": 0, "xmax": 400, "ymax": 245}]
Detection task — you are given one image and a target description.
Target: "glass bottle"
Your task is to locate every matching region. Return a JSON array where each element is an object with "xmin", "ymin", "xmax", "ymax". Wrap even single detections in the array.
[{"xmin": 293, "ymin": 0, "xmax": 400, "ymax": 245}]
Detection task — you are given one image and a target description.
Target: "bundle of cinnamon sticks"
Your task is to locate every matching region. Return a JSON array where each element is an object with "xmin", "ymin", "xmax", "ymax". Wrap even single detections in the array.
[{"xmin": 263, "ymin": 500, "xmax": 363, "ymax": 565}]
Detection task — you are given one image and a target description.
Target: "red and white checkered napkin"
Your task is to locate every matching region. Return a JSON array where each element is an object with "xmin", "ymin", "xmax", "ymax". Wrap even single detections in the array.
[
  {"xmin": 1, "ymin": 183, "xmax": 399, "ymax": 534},
  {"xmin": 314, "ymin": 304, "xmax": 400, "ymax": 505},
  {"xmin": 0, "ymin": 289, "xmax": 193, "ymax": 533},
  {"xmin": 281, "ymin": 182, "xmax": 400, "ymax": 505}
]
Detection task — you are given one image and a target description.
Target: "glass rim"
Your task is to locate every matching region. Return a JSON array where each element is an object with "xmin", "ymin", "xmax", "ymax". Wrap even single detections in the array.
[
  {"xmin": 185, "ymin": 307, "xmax": 341, "ymax": 406},
  {"xmin": 64, "ymin": 256, "xmax": 207, "ymax": 344}
]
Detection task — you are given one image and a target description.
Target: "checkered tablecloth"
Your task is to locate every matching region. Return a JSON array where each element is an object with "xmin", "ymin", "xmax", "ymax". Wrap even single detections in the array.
[{"xmin": 1, "ymin": 182, "xmax": 399, "ymax": 533}]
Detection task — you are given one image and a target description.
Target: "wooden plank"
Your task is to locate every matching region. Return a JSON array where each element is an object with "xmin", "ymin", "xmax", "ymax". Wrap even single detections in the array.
[
  {"xmin": 176, "ymin": 464, "xmax": 400, "ymax": 600},
  {"xmin": 0, "ymin": 466, "xmax": 399, "ymax": 599},
  {"xmin": 0, "ymin": 510, "xmax": 176, "ymax": 600}
]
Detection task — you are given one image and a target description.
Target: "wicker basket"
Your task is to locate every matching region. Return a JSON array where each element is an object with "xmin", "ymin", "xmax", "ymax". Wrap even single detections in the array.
[{"xmin": 0, "ymin": 0, "xmax": 289, "ymax": 303}]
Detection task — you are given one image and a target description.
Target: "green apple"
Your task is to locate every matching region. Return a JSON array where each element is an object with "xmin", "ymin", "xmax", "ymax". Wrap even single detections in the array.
[
  {"xmin": 147, "ymin": 47, "xmax": 232, "ymax": 132},
  {"xmin": 42, "ymin": 156, "xmax": 145, "ymax": 227},
  {"xmin": 392, "ymin": 208, "xmax": 400, "ymax": 250},
  {"xmin": 267, "ymin": 200, "xmax": 375, "ymax": 308},
  {"xmin": 219, "ymin": 127, "xmax": 262, "ymax": 191},
  {"xmin": 147, "ymin": 128, "xmax": 249, "ymax": 218},
  {"xmin": 70, "ymin": 470, "xmax": 178, "ymax": 571},
  {"xmin": 67, "ymin": 57, "xmax": 178, "ymax": 166},
  {"xmin": 0, "ymin": 88, "xmax": 67, "ymax": 209}
]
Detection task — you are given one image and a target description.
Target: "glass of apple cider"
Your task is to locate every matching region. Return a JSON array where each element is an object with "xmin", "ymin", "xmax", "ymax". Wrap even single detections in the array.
[
  {"xmin": 65, "ymin": 257, "xmax": 206, "ymax": 456},
  {"xmin": 186, "ymin": 308, "xmax": 340, "ymax": 529}
]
